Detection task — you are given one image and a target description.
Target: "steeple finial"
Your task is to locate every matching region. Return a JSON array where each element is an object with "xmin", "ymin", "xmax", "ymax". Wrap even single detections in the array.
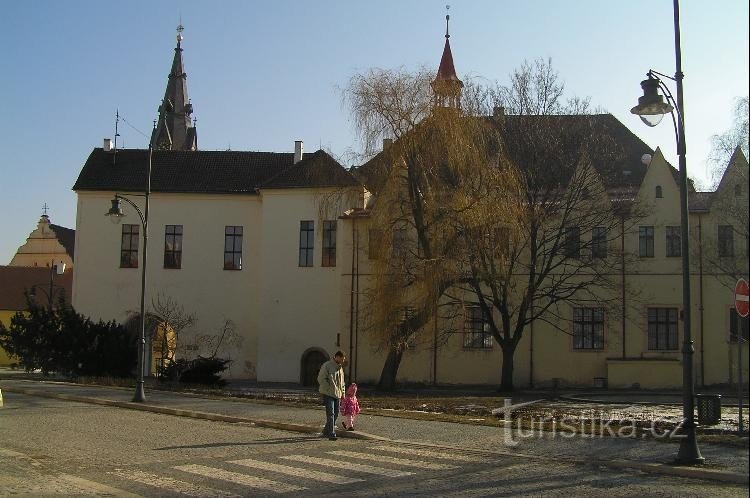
[
  {"xmin": 445, "ymin": 5, "xmax": 450, "ymax": 39},
  {"xmin": 177, "ymin": 19, "xmax": 184, "ymax": 45},
  {"xmin": 42, "ymin": 203, "xmax": 49, "ymax": 216}
]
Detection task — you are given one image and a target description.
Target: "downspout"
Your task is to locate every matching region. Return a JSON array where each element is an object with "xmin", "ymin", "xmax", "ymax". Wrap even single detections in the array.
[
  {"xmin": 529, "ymin": 310, "xmax": 534, "ymax": 387},
  {"xmin": 621, "ymin": 215, "xmax": 627, "ymax": 359},
  {"xmin": 698, "ymin": 214, "xmax": 705, "ymax": 387},
  {"xmin": 354, "ymin": 220, "xmax": 360, "ymax": 382},
  {"xmin": 432, "ymin": 304, "xmax": 438, "ymax": 385},
  {"xmin": 348, "ymin": 217, "xmax": 356, "ymax": 382}
]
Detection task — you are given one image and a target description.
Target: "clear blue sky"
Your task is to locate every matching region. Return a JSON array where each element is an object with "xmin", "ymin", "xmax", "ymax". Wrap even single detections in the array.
[{"xmin": 1, "ymin": 0, "xmax": 748, "ymax": 264}]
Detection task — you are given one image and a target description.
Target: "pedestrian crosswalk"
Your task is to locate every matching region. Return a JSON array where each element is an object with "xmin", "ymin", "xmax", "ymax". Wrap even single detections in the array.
[{"xmin": 2, "ymin": 443, "xmax": 487, "ymax": 496}]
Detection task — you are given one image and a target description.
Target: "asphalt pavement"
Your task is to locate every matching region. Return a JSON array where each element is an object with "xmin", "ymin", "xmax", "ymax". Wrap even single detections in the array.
[{"xmin": 1, "ymin": 378, "xmax": 748, "ymax": 486}]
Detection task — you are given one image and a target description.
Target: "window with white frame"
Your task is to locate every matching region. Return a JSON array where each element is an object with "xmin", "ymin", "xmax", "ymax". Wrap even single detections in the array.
[
  {"xmin": 322, "ymin": 220, "xmax": 336, "ymax": 267},
  {"xmin": 591, "ymin": 226, "xmax": 607, "ymax": 259},
  {"xmin": 639, "ymin": 226, "xmax": 654, "ymax": 257},
  {"xmin": 299, "ymin": 221, "xmax": 314, "ymax": 267},
  {"xmin": 718, "ymin": 225, "xmax": 734, "ymax": 257},
  {"xmin": 164, "ymin": 225, "xmax": 183, "ymax": 269},
  {"xmin": 224, "ymin": 226, "xmax": 243, "ymax": 270}
]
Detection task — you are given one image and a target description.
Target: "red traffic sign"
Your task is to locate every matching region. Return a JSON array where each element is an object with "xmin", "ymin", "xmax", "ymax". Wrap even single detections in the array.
[{"xmin": 736, "ymin": 278, "xmax": 750, "ymax": 318}]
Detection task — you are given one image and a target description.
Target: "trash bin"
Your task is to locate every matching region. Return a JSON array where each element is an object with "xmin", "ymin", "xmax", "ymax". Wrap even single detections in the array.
[{"xmin": 695, "ymin": 394, "xmax": 721, "ymax": 426}]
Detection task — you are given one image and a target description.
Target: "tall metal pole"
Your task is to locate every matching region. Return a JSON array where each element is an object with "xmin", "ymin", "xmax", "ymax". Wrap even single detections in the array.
[
  {"xmin": 673, "ymin": 0, "xmax": 703, "ymax": 464},
  {"xmin": 133, "ymin": 143, "xmax": 152, "ymax": 403}
]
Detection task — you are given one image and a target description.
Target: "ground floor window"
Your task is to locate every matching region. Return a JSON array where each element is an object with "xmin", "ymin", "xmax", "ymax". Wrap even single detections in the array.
[
  {"xmin": 573, "ymin": 307, "xmax": 604, "ymax": 350},
  {"xmin": 647, "ymin": 307, "xmax": 678, "ymax": 350},
  {"xmin": 464, "ymin": 305, "xmax": 493, "ymax": 349}
]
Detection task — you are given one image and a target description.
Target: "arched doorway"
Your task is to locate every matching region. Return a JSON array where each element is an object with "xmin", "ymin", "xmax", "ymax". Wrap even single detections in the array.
[{"xmin": 300, "ymin": 348, "xmax": 329, "ymax": 387}]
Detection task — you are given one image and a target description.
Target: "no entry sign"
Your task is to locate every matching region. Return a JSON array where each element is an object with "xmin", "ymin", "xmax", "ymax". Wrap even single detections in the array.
[{"xmin": 736, "ymin": 278, "xmax": 750, "ymax": 318}]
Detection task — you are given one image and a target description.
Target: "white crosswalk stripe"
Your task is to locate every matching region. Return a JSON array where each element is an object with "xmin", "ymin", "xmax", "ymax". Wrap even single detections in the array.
[
  {"xmin": 369, "ymin": 445, "xmax": 484, "ymax": 462},
  {"xmin": 110, "ymin": 469, "xmax": 241, "ymax": 497},
  {"xmin": 174, "ymin": 464, "xmax": 305, "ymax": 494},
  {"xmin": 328, "ymin": 450, "xmax": 458, "ymax": 470},
  {"xmin": 281, "ymin": 454, "xmax": 414, "ymax": 477},
  {"xmin": 229, "ymin": 458, "xmax": 364, "ymax": 484}
]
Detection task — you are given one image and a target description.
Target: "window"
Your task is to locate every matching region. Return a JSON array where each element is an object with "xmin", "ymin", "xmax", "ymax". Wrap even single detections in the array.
[
  {"xmin": 647, "ymin": 307, "xmax": 678, "ymax": 350},
  {"xmin": 573, "ymin": 307, "xmax": 605, "ymax": 350},
  {"xmin": 718, "ymin": 225, "xmax": 734, "ymax": 257},
  {"xmin": 464, "ymin": 306, "xmax": 493, "ymax": 349},
  {"xmin": 729, "ymin": 309, "xmax": 750, "ymax": 343},
  {"xmin": 392, "ymin": 228, "xmax": 408, "ymax": 258},
  {"xmin": 398, "ymin": 306, "xmax": 417, "ymax": 349},
  {"xmin": 322, "ymin": 220, "xmax": 336, "ymax": 267},
  {"xmin": 164, "ymin": 225, "xmax": 183, "ymax": 269},
  {"xmin": 592, "ymin": 227, "xmax": 607, "ymax": 259},
  {"xmin": 224, "ymin": 226, "xmax": 243, "ymax": 270},
  {"xmin": 299, "ymin": 221, "xmax": 314, "ymax": 267},
  {"xmin": 735, "ymin": 184, "xmax": 742, "ymax": 197},
  {"xmin": 564, "ymin": 227, "xmax": 580, "ymax": 258},
  {"xmin": 655, "ymin": 185, "xmax": 663, "ymax": 198},
  {"xmin": 639, "ymin": 226, "xmax": 654, "ymax": 257},
  {"xmin": 368, "ymin": 229, "xmax": 383, "ymax": 260},
  {"xmin": 120, "ymin": 224, "xmax": 139, "ymax": 268},
  {"xmin": 665, "ymin": 226, "xmax": 681, "ymax": 257}
]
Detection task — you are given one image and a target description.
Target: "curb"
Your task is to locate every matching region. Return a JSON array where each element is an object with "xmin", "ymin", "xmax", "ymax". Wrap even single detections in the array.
[{"xmin": 4, "ymin": 386, "xmax": 747, "ymax": 484}]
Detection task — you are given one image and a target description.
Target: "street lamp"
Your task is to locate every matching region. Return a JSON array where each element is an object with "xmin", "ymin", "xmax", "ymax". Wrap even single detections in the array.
[
  {"xmin": 106, "ymin": 139, "xmax": 153, "ymax": 403},
  {"xmin": 30, "ymin": 261, "xmax": 67, "ymax": 309},
  {"xmin": 630, "ymin": 0, "xmax": 703, "ymax": 464}
]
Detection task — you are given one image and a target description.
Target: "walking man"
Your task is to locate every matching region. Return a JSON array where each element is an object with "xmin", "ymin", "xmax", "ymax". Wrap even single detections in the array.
[{"xmin": 317, "ymin": 350, "xmax": 346, "ymax": 440}]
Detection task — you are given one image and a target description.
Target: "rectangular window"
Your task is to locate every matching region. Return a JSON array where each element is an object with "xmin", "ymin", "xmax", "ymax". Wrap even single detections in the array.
[
  {"xmin": 392, "ymin": 228, "xmax": 408, "ymax": 258},
  {"xmin": 665, "ymin": 226, "xmax": 681, "ymax": 257},
  {"xmin": 573, "ymin": 307, "xmax": 605, "ymax": 350},
  {"xmin": 224, "ymin": 226, "xmax": 243, "ymax": 270},
  {"xmin": 564, "ymin": 227, "xmax": 580, "ymax": 259},
  {"xmin": 399, "ymin": 306, "xmax": 417, "ymax": 349},
  {"xmin": 647, "ymin": 307, "xmax": 678, "ymax": 350},
  {"xmin": 164, "ymin": 225, "xmax": 183, "ymax": 269},
  {"xmin": 322, "ymin": 220, "xmax": 337, "ymax": 267},
  {"xmin": 591, "ymin": 227, "xmax": 607, "ymax": 259},
  {"xmin": 463, "ymin": 306, "xmax": 493, "ymax": 349},
  {"xmin": 120, "ymin": 224, "xmax": 139, "ymax": 268},
  {"xmin": 639, "ymin": 226, "xmax": 654, "ymax": 257},
  {"xmin": 729, "ymin": 309, "xmax": 749, "ymax": 343},
  {"xmin": 368, "ymin": 229, "xmax": 383, "ymax": 260},
  {"xmin": 718, "ymin": 225, "xmax": 734, "ymax": 257},
  {"xmin": 299, "ymin": 221, "xmax": 314, "ymax": 267}
]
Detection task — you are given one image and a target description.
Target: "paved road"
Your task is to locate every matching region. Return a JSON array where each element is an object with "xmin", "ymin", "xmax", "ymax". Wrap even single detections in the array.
[{"xmin": 1, "ymin": 394, "xmax": 746, "ymax": 497}]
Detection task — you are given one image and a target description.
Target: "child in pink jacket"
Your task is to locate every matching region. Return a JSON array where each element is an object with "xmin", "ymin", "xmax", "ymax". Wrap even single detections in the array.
[{"xmin": 340, "ymin": 383, "xmax": 361, "ymax": 431}]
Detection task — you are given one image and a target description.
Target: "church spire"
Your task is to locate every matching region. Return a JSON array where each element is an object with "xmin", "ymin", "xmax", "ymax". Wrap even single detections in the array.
[
  {"xmin": 151, "ymin": 23, "xmax": 198, "ymax": 151},
  {"xmin": 431, "ymin": 9, "xmax": 463, "ymax": 110}
]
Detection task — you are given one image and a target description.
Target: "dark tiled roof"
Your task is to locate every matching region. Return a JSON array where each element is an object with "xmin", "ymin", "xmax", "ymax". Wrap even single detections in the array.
[
  {"xmin": 355, "ymin": 113, "xmax": 684, "ymax": 193},
  {"xmin": 50, "ymin": 224, "xmax": 75, "ymax": 260},
  {"xmin": 73, "ymin": 148, "xmax": 359, "ymax": 194},
  {"xmin": 0, "ymin": 266, "xmax": 73, "ymax": 311},
  {"xmin": 260, "ymin": 150, "xmax": 360, "ymax": 189}
]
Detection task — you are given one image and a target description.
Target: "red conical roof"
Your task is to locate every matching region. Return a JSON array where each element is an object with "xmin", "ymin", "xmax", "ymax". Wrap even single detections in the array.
[{"xmin": 436, "ymin": 37, "xmax": 460, "ymax": 82}]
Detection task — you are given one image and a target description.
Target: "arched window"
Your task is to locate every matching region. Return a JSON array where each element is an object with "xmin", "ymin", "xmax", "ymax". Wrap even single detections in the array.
[
  {"xmin": 655, "ymin": 185, "xmax": 663, "ymax": 198},
  {"xmin": 735, "ymin": 184, "xmax": 742, "ymax": 197}
]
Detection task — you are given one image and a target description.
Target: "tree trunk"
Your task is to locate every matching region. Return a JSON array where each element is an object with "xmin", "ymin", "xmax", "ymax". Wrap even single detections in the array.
[
  {"xmin": 499, "ymin": 344, "xmax": 517, "ymax": 392},
  {"xmin": 378, "ymin": 346, "xmax": 404, "ymax": 391}
]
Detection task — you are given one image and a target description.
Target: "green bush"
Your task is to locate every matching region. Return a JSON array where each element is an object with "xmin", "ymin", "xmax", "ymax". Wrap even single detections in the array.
[{"xmin": 0, "ymin": 294, "xmax": 137, "ymax": 377}]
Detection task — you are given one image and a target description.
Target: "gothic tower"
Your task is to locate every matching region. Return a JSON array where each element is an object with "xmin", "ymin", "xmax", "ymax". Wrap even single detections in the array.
[
  {"xmin": 151, "ymin": 24, "xmax": 198, "ymax": 150},
  {"xmin": 431, "ymin": 14, "xmax": 463, "ymax": 110}
]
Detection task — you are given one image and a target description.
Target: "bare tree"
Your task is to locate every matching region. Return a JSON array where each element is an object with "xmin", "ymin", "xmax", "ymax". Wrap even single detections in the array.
[
  {"xmin": 144, "ymin": 293, "xmax": 197, "ymax": 372},
  {"xmin": 708, "ymin": 96, "xmax": 748, "ymax": 189}
]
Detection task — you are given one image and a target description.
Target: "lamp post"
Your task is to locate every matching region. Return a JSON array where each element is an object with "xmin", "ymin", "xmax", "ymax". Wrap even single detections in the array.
[
  {"xmin": 30, "ymin": 260, "xmax": 66, "ymax": 309},
  {"xmin": 630, "ymin": 0, "xmax": 703, "ymax": 464},
  {"xmin": 106, "ymin": 141, "xmax": 153, "ymax": 403}
]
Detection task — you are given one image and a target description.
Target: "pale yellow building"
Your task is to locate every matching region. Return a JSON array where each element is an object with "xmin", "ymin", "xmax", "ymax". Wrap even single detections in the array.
[{"xmin": 70, "ymin": 25, "xmax": 748, "ymax": 388}]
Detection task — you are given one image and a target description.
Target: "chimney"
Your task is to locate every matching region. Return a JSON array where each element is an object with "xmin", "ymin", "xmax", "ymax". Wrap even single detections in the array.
[
  {"xmin": 103, "ymin": 138, "xmax": 113, "ymax": 152},
  {"xmin": 382, "ymin": 138, "xmax": 393, "ymax": 151},
  {"xmin": 492, "ymin": 106, "xmax": 505, "ymax": 122},
  {"xmin": 294, "ymin": 140, "xmax": 304, "ymax": 164}
]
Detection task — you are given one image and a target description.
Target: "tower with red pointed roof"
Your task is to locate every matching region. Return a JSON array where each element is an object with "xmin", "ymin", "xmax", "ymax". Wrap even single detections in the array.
[
  {"xmin": 431, "ymin": 13, "xmax": 463, "ymax": 109},
  {"xmin": 151, "ymin": 24, "xmax": 198, "ymax": 151}
]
